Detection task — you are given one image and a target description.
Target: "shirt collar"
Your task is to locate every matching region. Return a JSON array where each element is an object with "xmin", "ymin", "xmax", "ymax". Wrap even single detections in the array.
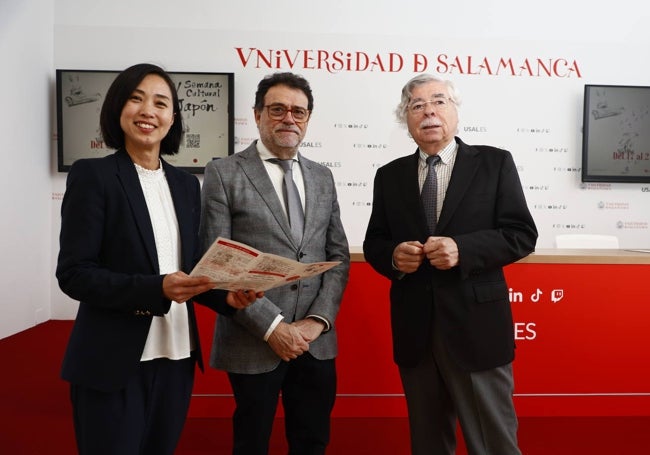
[
  {"xmin": 256, "ymin": 140, "xmax": 299, "ymax": 162},
  {"xmin": 418, "ymin": 139, "xmax": 458, "ymax": 165}
]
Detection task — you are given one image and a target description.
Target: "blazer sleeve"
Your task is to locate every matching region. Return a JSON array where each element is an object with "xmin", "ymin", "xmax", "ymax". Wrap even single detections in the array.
[
  {"xmin": 298, "ymin": 166, "xmax": 350, "ymax": 326},
  {"xmin": 56, "ymin": 159, "xmax": 170, "ymax": 316},
  {"xmin": 363, "ymin": 164, "xmax": 409, "ymax": 280}
]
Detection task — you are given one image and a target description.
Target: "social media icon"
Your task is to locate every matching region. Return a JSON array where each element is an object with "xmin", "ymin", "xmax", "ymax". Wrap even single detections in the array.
[{"xmin": 551, "ymin": 289, "xmax": 564, "ymax": 303}]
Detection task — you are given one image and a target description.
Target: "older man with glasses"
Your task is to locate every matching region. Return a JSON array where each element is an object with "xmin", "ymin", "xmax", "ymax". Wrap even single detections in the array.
[{"xmin": 364, "ymin": 74, "xmax": 538, "ymax": 455}]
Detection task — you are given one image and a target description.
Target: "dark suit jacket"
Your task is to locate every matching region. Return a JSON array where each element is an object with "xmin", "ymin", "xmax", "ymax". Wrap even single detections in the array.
[
  {"xmin": 57, "ymin": 150, "xmax": 232, "ymax": 392},
  {"xmin": 363, "ymin": 137, "xmax": 537, "ymax": 372}
]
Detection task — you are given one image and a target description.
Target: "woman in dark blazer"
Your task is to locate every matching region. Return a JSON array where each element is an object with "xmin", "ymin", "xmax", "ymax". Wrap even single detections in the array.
[{"xmin": 56, "ymin": 63, "xmax": 259, "ymax": 455}]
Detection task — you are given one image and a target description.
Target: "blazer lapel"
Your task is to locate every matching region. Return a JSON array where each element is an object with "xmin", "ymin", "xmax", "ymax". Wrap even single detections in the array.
[
  {"xmin": 237, "ymin": 144, "xmax": 296, "ymax": 244},
  {"xmin": 437, "ymin": 139, "xmax": 479, "ymax": 233},
  {"xmin": 114, "ymin": 150, "xmax": 159, "ymax": 272},
  {"xmin": 400, "ymin": 151, "xmax": 431, "ymax": 239}
]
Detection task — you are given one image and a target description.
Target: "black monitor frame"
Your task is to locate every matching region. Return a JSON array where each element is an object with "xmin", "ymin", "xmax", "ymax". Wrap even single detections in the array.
[
  {"xmin": 56, "ymin": 69, "xmax": 234, "ymax": 173},
  {"xmin": 582, "ymin": 84, "xmax": 650, "ymax": 183}
]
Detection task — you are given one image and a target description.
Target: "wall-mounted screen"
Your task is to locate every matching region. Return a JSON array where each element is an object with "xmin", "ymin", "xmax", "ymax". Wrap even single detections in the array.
[
  {"xmin": 582, "ymin": 84, "xmax": 650, "ymax": 183},
  {"xmin": 56, "ymin": 69, "xmax": 234, "ymax": 173}
]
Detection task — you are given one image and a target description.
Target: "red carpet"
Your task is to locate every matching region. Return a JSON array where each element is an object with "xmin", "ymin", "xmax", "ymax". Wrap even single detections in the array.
[{"xmin": 1, "ymin": 321, "xmax": 647, "ymax": 454}]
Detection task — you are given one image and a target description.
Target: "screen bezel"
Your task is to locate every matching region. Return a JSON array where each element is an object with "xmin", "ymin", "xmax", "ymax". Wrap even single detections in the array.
[
  {"xmin": 581, "ymin": 84, "xmax": 650, "ymax": 183},
  {"xmin": 55, "ymin": 69, "xmax": 234, "ymax": 174}
]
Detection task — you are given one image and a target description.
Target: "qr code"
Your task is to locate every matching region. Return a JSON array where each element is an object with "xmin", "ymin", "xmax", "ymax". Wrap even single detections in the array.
[{"xmin": 186, "ymin": 134, "xmax": 200, "ymax": 149}]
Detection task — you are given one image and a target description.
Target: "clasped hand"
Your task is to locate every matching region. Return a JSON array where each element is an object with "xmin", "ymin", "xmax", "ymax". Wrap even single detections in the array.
[
  {"xmin": 267, "ymin": 319, "xmax": 325, "ymax": 362},
  {"xmin": 393, "ymin": 236, "xmax": 459, "ymax": 273}
]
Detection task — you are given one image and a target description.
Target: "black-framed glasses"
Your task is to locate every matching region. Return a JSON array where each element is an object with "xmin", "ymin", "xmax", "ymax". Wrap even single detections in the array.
[
  {"xmin": 264, "ymin": 104, "xmax": 311, "ymax": 122},
  {"xmin": 408, "ymin": 97, "xmax": 453, "ymax": 114}
]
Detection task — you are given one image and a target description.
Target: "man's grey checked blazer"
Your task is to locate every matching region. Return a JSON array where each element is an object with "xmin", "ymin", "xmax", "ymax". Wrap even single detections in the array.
[{"xmin": 199, "ymin": 141, "xmax": 350, "ymax": 374}]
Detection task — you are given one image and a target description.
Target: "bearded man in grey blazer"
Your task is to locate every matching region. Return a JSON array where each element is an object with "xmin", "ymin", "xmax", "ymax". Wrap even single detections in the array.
[{"xmin": 199, "ymin": 72, "xmax": 350, "ymax": 455}]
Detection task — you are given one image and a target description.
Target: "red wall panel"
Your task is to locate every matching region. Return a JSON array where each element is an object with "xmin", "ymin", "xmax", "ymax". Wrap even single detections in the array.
[{"xmin": 190, "ymin": 262, "xmax": 650, "ymax": 418}]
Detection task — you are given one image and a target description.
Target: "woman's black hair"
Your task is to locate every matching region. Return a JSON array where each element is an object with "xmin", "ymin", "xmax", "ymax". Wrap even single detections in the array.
[{"xmin": 100, "ymin": 63, "xmax": 183, "ymax": 155}]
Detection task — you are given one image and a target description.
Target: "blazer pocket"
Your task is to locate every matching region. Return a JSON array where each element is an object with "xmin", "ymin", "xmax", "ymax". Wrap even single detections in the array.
[{"xmin": 473, "ymin": 281, "xmax": 508, "ymax": 304}]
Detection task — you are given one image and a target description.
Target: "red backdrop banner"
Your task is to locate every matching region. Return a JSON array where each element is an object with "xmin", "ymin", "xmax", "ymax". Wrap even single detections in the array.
[{"xmin": 190, "ymin": 262, "xmax": 650, "ymax": 418}]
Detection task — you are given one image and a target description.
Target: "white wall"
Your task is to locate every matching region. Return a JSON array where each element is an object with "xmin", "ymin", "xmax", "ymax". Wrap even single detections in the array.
[
  {"xmin": 2, "ymin": 0, "xmax": 649, "ymax": 337},
  {"xmin": 0, "ymin": 0, "xmax": 54, "ymax": 339},
  {"xmin": 52, "ymin": 0, "xmax": 649, "ymax": 44}
]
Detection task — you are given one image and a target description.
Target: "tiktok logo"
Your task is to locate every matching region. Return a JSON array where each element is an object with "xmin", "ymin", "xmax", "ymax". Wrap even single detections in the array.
[{"xmin": 529, "ymin": 288, "xmax": 564, "ymax": 303}]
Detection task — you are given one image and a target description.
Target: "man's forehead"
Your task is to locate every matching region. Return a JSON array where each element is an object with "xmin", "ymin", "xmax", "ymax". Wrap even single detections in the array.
[
  {"xmin": 411, "ymin": 82, "xmax": 448, "ymax": 99},
  {"xmin": 266, "ymin": 85, "xmax": 308, "ymax": 100}
]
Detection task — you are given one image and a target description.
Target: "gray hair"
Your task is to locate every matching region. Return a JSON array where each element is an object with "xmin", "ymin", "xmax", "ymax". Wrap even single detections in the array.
[{"xmin": 395, "ymin": 74, "xmax": 461, "ymax": 125}]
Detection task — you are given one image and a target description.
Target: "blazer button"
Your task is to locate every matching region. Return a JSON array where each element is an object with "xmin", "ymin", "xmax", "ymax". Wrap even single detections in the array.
[{"xmin": 290, "ymin": 284, "xmax": 298, "ymax": 291}]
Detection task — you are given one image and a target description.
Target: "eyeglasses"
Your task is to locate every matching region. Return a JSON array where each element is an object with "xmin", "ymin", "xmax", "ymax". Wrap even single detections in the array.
[
  {"xmin": 408, "ymin": 97, "xmax": 453, "ymax": 114},
  {"xmin": 264, "ymin": 104, "xmax": 311, "ymax": 122}
]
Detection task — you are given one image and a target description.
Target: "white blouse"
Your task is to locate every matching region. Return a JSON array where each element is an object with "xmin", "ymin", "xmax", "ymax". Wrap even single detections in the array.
[{"xmin": 135, "ymin": 161, "xmax": 193, "ymax": 361}]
